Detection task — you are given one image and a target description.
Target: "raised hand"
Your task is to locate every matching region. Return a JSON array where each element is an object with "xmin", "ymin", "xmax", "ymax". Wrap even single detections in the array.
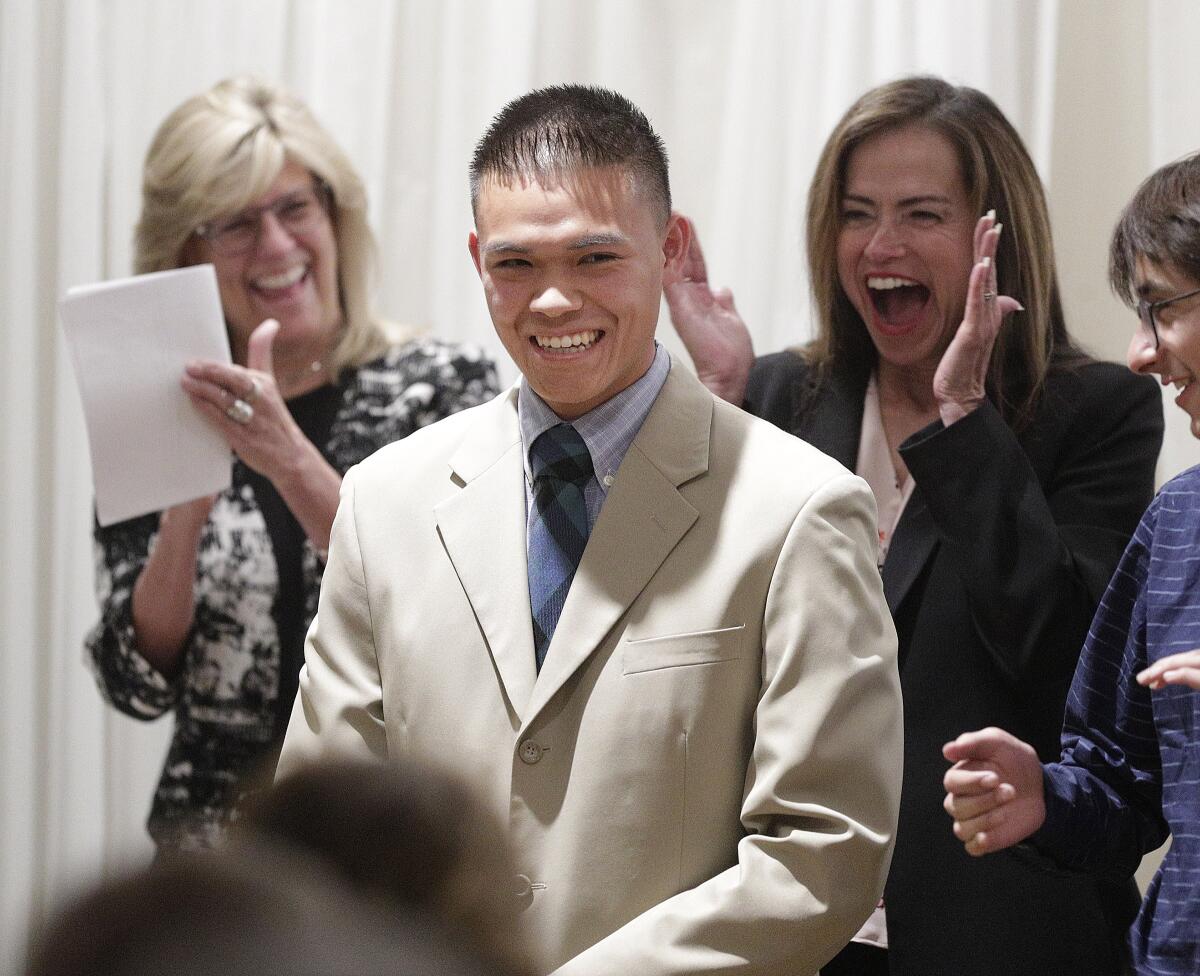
[
  {"xmin": 182, "ymin": 319, "xmax": 314, "ymax": 484},
  {"xmin": 181, "ymin": 318, "xmax": 341, "ymax": 548},
  {"xmin": 932, "ymin": 212, "xmax": 1024, "ymax": 426},
  {"xmin": 663, "ymin": 215, "xmax": 755, "ymax": 404},
  {"xmin": 942, "ymin": 726, "xmax": 1046, "ymax": 856}
]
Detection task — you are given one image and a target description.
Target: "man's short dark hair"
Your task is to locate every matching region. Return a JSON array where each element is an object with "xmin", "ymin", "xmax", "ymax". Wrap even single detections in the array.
[
  {"xmin": 469, "ymin": 85, "xmax": 671, "ymax": 224},
  {"xmin": 1110, "ymin": 151, "xmax": 1200, "ymax": 302}
]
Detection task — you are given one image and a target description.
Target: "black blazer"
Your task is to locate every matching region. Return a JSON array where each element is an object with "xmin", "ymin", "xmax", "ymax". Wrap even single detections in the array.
[{"xmin": 746, "ymin": 352, "xmax": 1163, "ymax": 976}]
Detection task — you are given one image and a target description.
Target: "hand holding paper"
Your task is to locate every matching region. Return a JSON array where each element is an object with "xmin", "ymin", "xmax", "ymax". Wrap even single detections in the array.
[
  {"xmin": 179, "ymin": 317, "xmax": 343, "ymax": 551},
  {"xmin": 181, "ymin": 318, "xmax": 314, "ymax": 481}
]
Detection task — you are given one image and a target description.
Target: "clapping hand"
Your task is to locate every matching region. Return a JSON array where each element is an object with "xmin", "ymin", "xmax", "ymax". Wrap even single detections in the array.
[
  {"xmin": 663, "ymin": 215, "xmax": 755, "ymax": 405},
  {"xmin": 181, "ymin": 319, "xmax": 313, "ymax": 484},
  {"xmin": 932, "ymin": 212, "xmax": 1024, "ymax": 426}
]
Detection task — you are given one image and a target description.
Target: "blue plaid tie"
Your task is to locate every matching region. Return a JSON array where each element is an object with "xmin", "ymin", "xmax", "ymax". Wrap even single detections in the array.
[{"xmin": 528, "ymin": 424, "xmax": 594, "ymax": 671}]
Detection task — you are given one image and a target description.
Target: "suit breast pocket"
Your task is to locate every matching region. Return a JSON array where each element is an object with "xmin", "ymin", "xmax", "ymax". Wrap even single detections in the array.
[{"xmin": 621, "ymin": 624, "xmax": 746, "ymax": 675}]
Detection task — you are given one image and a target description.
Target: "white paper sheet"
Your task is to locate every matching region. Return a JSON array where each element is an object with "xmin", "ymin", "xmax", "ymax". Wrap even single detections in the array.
[{"xmin": 60, "ymin": 264, "xmax": 233, "ymax": 526}]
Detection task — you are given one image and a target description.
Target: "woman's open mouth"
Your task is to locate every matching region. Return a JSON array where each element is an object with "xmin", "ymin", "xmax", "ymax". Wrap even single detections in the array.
[
  {"xmin": 251, "ymin": 263, "xmax": 310, "ymax": 301},
  {"xmin": 867, "ymin": 276, "xmax": 930, "ymax": 334}
]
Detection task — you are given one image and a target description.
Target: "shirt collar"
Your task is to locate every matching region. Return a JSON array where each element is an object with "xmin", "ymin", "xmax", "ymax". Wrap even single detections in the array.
[{"xmin": 518, "ymin": 342, "xmax": 671, "ymax": 493}]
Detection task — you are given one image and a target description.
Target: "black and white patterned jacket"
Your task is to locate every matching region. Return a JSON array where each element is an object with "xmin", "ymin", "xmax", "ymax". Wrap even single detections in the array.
[{"xmin": 86, "ymin": 338, "xmax": 499, "ymax": 850}]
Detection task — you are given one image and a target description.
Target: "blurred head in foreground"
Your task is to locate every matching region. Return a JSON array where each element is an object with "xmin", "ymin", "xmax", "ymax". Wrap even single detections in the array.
[
  {"xmin": 25, "ymin": 841, "xmax": 506, "ymax": 976},
  {"xmin": 236, "ymin": 757, "xmax": 528, "ymax": 974}
]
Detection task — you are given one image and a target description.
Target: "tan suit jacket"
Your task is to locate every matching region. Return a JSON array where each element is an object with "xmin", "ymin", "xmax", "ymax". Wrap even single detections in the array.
[{"xmin": 279, "ymin": 362, "xmax": 903, "ymax": 975}]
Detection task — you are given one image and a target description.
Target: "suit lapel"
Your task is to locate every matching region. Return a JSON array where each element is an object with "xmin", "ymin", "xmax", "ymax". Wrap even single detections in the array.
[
  {"xmin": 435, "ymin": 389, "xmax": 539, "ymax": 722},
  {"xmin": 791, "ymin": 365, "xmax": 866, "ymax": 471},
  {"xmin": 880, "ymin": 485, "xmax": 938, "ymax": 615},
  {"xmin": 797, "ymin": 364, "xmax": 939, "ymax": 617},
  {"xmin": 521, "ymin": 365, "xmax": 709, "ymax": 728}
]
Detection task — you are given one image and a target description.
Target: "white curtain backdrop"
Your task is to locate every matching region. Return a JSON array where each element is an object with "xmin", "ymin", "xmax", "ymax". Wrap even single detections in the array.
[{"xmin": 2, "ymin": 0, "xmax": 1195, "ymax": 968}]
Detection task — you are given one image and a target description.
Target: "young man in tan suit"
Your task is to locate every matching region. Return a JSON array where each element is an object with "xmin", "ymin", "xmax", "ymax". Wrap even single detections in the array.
[{"xmin": 279, "ymin": 85, "xmax": 902, "ymax": 975}]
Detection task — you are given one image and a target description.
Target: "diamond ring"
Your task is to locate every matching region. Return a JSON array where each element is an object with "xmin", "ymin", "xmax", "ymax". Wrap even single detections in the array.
[{"xmin": 226, "ymin": 398, "xmax": 254, "ymax": 425}]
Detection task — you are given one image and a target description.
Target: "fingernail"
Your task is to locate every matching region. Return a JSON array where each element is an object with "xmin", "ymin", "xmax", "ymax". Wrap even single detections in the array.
[
  {"xmin": 1015, "ymin": 302, "xmax": 1025, "ymax": 311},
  {"xmin": 981, "ymin": 256, "xmax": 991, "ymax": 268},
  {"xmin": 987, "ymin": 209, "xmax": 995, "ymax": 220},
  {"xmin": 994, "ymin": 222, "xmax": 1003, "ymax": 235}
]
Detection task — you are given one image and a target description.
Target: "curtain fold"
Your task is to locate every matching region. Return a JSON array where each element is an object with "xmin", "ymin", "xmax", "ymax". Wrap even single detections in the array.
[{"xmin": 1, "ymin": 0, "xmax": 1186, "ymax": 968}]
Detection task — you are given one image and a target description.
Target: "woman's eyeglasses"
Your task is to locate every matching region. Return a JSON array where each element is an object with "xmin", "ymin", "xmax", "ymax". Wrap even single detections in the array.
[{"xmin": 195, "ymin": 181, "xmax": 331, "ymax": 257}]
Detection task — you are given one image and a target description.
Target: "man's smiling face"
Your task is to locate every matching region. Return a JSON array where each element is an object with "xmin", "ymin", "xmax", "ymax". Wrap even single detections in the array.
[{"xmin": 469, "ymin": 166, "xmax": 686, "ymax": 419}]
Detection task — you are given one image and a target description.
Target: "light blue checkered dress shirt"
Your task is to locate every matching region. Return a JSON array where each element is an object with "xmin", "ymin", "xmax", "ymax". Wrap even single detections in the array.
[{"xmin": 517, "ymin": 342, "xmax": 671, "ymax": 533}]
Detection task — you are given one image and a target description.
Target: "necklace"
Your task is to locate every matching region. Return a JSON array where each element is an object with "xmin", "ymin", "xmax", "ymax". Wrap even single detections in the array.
[
  {"xmin": 294, "ymin": 359, "xmax": 325, "ymax": 380},
  {"xmin": 278, "ymin": 358, "xmax": 329, "ymax": 397}
]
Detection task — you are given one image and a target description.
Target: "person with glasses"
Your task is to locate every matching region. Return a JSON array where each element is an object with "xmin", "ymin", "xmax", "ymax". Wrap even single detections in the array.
[
  {"xmin": 84, "ymin": 76, "xmax": 498, "ymax": 852},
  {"xmin": 665, "ymin": 76, "xmax": 1164, "ymax": 974},
  {"xmin": 944, "ymin": 151, "xmax": 1200, "ymax": 976}
]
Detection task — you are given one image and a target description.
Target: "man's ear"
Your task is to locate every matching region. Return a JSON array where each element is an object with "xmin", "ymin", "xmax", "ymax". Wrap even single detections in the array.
[
  {"xmin": 468, "ymin": 231, "xmax": 483, "ymax": 277},
  {"xmin": 661, "ymin": 211, "xmax": 691, "ymax": 283}
]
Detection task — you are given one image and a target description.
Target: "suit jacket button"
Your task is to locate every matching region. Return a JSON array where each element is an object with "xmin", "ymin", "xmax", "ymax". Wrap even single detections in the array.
[
  {"xmin": 518, "ymin": 740, "xmax": 543, "ymax": 764},
  {"xmin": 513, "ymin": 874, "xmax": 533, "ymax": 898}
]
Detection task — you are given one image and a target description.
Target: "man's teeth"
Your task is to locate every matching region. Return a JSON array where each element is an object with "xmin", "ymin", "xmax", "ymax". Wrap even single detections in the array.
[
  {"xmin": 1172, "ymin": 376, "xmax": 1194, "ymax": 390},
  {"xmin": 535, "ymin": 330, "xmax": 599, "ymax": 349},
  {"xmin": 867, "ymin": 276, "xmax": 919, "ymax": 290},
  {"xmin": 254, "ymin": 265, "xmax": 307, "ymax": 290}
]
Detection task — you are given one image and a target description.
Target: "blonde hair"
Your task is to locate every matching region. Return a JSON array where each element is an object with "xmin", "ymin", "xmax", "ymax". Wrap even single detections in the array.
[
  {"xmin": 804, "ymin": 76, "xmax": 1083, "ymax": 429},
  {"xmin": 136, "ymin": 76, "xmax": 405, "ymax": 374}
]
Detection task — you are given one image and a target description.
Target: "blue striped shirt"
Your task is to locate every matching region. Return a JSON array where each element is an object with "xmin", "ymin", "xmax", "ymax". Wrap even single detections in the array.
[{"xmin": 1035, "ymin": 463, "xmax": 1200, "ymax": 975}]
